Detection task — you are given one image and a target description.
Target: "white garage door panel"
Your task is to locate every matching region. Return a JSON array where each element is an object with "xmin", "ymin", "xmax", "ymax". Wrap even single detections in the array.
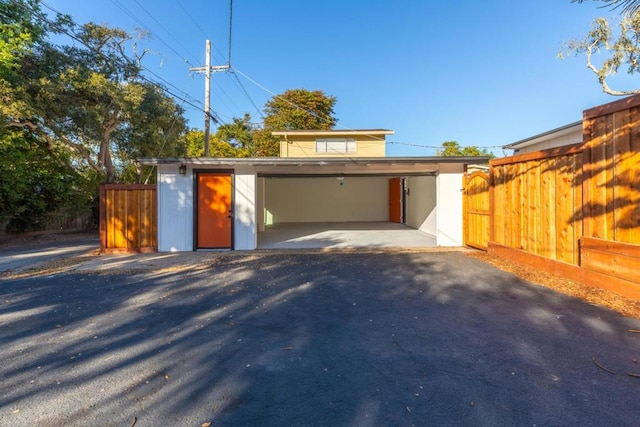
[{"xmin": 265, "ymin": 177, "xmax": 389, "ymax": 223}]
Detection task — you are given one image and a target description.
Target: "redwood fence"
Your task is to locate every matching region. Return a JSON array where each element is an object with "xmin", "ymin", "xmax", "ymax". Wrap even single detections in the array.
[
  {"xmin": 485, "ymin": 95, "xmax": 640, "ymax": 300},
  {"xmin": 99, "ymin": 184, "xmax": 157, "ymax": 254}
]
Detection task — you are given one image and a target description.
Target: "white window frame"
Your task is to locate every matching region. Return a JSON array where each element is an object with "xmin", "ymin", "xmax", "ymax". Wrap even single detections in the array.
[{"xmin": 315, "ymin": 138, "xmax": 357, "ymax": 154}]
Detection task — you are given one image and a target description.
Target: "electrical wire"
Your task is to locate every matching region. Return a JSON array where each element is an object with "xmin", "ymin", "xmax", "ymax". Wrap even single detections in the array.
[
  {"xmin": 228, "ymin": 70, "xmax": 264, "ymax": 119},
  {"xmin": 38, "ymin": 1, "xmax": 208, "ymax": 115},
  {"xmin": 108, "ymin": 0, "xmax": 199, "ymax": 66},
  {"xmin": 231, "ymin": 66, "xmax": 338, "ymax": 126},
  {"xmin": 130, "ymin": 0, "xmax": 201, "ymax": 64},
  {"xmin": 228, "ymin": 0, "xmax": 233, "ymax": 65}
]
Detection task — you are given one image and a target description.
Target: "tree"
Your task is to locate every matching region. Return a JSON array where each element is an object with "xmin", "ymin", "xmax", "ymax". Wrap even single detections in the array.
[
  {"xmin": 209, "ymin": 89, "xmax": 338, "ymax": 157},
  {"xmin": 0, "ymin": 127, "xmax": 90, "ymax": 232},
  {"xmin": 215, "ymin": 113, "xmax": 256, "ymax": 157},
  {"xmin": 437, "ymin": 141, "xmax": 495, "ymax": 158},
  {"xmin": 263, "ymin": 89, "xmax": 337, "ymax": 131},
  {"xmin": 252, "ymin": 88, "xmax": 338, "ymax": 156},
  {"xmin": 2, "ymin": 1, "xmax": 187, "ymax": 183},
  {"xmin": 560, "ymin": 10, "xmax": 640, "ymax": 95},
  {"xmin": 573, "ymin": 0, "xmax": 640, "ymax": 14}
]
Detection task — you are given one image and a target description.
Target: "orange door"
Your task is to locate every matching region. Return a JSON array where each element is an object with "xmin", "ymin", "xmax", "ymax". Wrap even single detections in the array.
[
  {"xmin": 197, "ymin": 173, "xmax": 232, "ymax": 249},
  {"xmin": 389, "ymin": 177, "xmax": 403, "ymax": 223}
]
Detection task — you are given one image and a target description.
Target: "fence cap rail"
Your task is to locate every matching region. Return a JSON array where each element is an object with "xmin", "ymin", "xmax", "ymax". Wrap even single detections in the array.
[{"xmin": 490, "ymin": 142, "xmax": 584, "ymax": 167}]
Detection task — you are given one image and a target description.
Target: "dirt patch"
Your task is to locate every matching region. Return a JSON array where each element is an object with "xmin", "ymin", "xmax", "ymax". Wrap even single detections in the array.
[{"xmin": 466, "ymin": 250, "xmax": 640, "ymax": 319}]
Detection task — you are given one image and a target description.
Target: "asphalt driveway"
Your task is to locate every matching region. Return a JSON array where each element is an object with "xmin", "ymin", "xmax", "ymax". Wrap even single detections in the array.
[{"xmin": 1, "ymin": 251, "xmax": 639, "ymax": 426}]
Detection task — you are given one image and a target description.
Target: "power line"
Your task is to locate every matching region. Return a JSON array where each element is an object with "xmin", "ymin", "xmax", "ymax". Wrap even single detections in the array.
[
  {"xmin": 228, "ymin": 0, "xmax": 233, "ymax": 65},
  {"xmin": 108, "ymin": 0, "xmax": 199, "ymax": 66},
  {"xmin": 37, "ymin": 1, "xmax": 209, "ymax": 116},
  {"xmin": 228, "ymin": 70, "xmax": 264, "ymax": 119},
  {"xmin": 231, "ymin": 66, "xmax": 338, "ymax": 126},
  {"xmin": 387, "ymin": 141, "xmax": 504, "ymax": 150},
  {"xmin": 175, "ymin": 0, "xmax": 229, "ymax": 64},
  {"xmin": 175, "ymin": 0, "xmax": 208, "ymax": 39},
  {"xmin": 130, "ymin": 0, "xmax": 201, "ymax": 64}
]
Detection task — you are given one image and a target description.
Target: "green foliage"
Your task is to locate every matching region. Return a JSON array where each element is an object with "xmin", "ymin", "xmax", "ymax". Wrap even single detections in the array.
[
  {"xmin": 2, "ymin": 2, "xmax": 187, "ymax": 183},
  {"xmin": 0, "ymin": 128, "xmax": 92, "ymax": 232},
  {"xmin": 183, "ymin": 128, "xmax": 238, "ymax": 157},
  {"xmin": 184, "ymin": 129, "xmax": 205, "ymax": 157},
  {"xmin": 0, "ymin": 0, "xmax": 188, "ymax": 232},
  {"xmin": 572, "ymin": 0, "xmax": 640, "ymax": 15},
  {"xmin": 263, "ymin": 89, "xmax": 337, "ymax": 131},
  {"xmin": 215, "ymin": 113, "xmax": 255, "ymax": 157},
  {"xmin": 561, "ymin": 9, "xmax": 640, "ymax": 95},
  {"xmin": 211, "ymin": 89, "xmax": 338, "ymax": 157},
  {"xmin": 437, "ymin": 141, "xmax": 495, "ymax": 159}
]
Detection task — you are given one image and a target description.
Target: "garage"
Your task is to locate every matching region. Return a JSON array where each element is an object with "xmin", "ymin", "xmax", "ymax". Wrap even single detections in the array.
[
  {"xmin": 139, "ymin": 157, "xmax": 479, "ymax": 252},
  {"xmin": 256, "ymin": 174, "xmax": 438, "ymax": 249}
]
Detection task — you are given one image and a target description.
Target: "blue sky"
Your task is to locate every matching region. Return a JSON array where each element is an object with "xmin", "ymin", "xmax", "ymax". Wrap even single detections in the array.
[{"xmin": 43, "ymin": 0, "xmax": 635, "ymax": 156}]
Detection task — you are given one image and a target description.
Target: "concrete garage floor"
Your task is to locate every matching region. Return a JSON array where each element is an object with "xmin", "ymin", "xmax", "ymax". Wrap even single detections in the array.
[{"xmin": 258, "ymin": 222, "xmax": 437, "ymax": 249}]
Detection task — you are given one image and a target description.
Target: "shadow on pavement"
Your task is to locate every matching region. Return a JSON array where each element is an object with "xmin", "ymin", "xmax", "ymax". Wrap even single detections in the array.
[{"xmin": 1, "ymin": 252, "xmax": 639, "ymax": 426}]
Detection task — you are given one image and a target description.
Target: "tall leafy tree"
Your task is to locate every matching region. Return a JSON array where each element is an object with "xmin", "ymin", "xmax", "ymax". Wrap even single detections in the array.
[
  {"xmin": 0, "ymin": 127, "xmax": 89, "ymax": 232},
  {"xmin": 560, "ymin": 9, "xmax": 640, "ymax": 95},
  {"xmin": 2, "ymin": 1, "xmax": 187, "ymax": 183},
  {"xmin": 215, "ymin": 113, "xmax": 256, "ymax": 157},
  {"xmin": 573, "ymin": 0, "xmax": 640, "ymax": 14},
  {"xmin": 252, "ymin": 88, "xmax": 337, "ymax": 156},
  {"xmin": 262, "ymin": 89, "xmax": 337, "ymax": 131},
  {"xmin": 437, "ymin": 141, "xmax": 495, "ymax": 158}
]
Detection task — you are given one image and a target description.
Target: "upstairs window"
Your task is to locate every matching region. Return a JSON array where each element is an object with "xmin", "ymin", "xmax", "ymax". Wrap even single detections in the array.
[{"xmin": 315, "ymin": 138, "xmax": 357, "ymax": 154}]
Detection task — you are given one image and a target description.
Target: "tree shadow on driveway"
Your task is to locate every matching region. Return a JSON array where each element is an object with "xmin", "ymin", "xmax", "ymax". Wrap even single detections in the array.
[{"xmin": 1, "ymin": 252, "xmax": 639, "ymax": 426}]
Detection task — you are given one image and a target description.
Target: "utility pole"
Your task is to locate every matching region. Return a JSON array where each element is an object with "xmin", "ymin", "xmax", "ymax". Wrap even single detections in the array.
[{"xmin": 189, "ymin": 40, "xmax": 230, "ymax": 156}]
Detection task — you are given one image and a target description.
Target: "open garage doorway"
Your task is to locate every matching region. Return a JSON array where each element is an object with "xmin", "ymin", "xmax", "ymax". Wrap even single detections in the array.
[{"xmin": 257, "ymin": 175, "xmax": 438, "ymax": 249}]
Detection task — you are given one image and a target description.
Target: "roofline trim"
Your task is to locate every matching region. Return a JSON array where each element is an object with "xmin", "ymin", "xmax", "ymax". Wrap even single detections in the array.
[
  {"xmin": 138, "ymin": 156, "xmax": 489, "ymax": 166},
  {"xmin": 271, "ymin": 129, "xmax": 394, "ymax": 136},
  {"xmin": 503, "ymin": 121, "xmax": 582, "ymax": 149}
]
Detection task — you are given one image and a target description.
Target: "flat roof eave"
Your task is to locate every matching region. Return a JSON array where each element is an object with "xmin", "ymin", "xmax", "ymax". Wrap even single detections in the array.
[
  {"xmin": 271, "ymin": 129, "xmax": 394, "ymax": 137},
  {"xmin": 137, "ymin": 156, "xmax": 490, "ymax": 167},
  {"xmin": 503, "ymin": 121, "xmax": 582, "ymax": 150}
]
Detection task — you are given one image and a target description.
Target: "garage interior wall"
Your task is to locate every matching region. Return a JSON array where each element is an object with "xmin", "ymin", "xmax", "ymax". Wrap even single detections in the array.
[
  {"xmin": 264, "ymin": 176, "xmax": 389, "ymax": 224},
  {"xmin": 405, "ymin": 176, "xmax": 437, "ymax": 236}
]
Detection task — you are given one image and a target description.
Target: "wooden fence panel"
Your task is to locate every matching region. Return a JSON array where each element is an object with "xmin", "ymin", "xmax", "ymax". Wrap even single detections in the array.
[
  {"xmin": 580, "ymin": 237, "xmax": 640, "ymax": 286},
  {"xmin": 488, "ymin": 95, "xmax": 640, "ymax": 301},
  {"xmin": 100, "ymin": 184, "xmax": 157, "ymax": 253},
  {"xmin": 583, "ymin": 104, "xmax": 640, "ymax": 245},
  {"xmin": 490, "ymin": 145, "xmax": 583, "ymax": 264},
  {"xmin": 463, "ymin": 171, "xmax": 490, "ymax": 250}
]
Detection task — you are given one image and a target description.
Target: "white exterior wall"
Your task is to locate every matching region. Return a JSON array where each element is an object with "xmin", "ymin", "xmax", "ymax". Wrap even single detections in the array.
[
  {"xmin": 405, "ymin": 176, "xmax": 437, "ymax": 237},
  {"xmin": 512, "ymin": 126, "xmax": 582, "ymax": 154},
  {"xmin": 264, "ymin": 177, "xmax": 389, "ymax": 223},
  {"xmin": 436, "ymin": 165, "xmax": 464, "ymax": 246},
  {"xmin": 234, "ymin": 168, "xmax": 257, "ymax": 250},
  {"xmin": 158, "ymin": 164, "xmax": 193, "ymax": 252}
]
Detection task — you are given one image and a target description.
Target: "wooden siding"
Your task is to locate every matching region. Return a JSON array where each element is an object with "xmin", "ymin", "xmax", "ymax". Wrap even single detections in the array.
[
  {"xmin": 100, "ymin": 184, "xmax": 157, "ymax": 253},
  {"xmin": 279, "ymin": 135, "xmax": 386, "ymax": 157},
  {"xmin": 463, "ymin": 171, "xmax": 490, "ymax": 250}
]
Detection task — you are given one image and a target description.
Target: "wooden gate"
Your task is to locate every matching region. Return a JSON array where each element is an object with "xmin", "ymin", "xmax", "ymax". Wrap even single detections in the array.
[
  {"xmin": 100, "ymin": 184, "xmax": 157, "ymax": 253},
  {"xmin": 463, "ymin": 171, "xmax": 490, "ymax": 250}
]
